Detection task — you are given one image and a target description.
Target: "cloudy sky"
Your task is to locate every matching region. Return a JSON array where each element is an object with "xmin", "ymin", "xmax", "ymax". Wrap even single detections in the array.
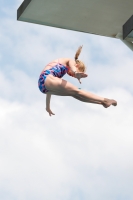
[{"xmin": 0, "ymin": 0, "xmax": 133, "ymax": 200}]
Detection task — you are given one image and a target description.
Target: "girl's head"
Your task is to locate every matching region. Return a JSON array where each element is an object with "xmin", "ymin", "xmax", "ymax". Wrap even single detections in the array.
[{"xmin": 74, "ymin": 46, "xmax": 86, "ymax": 73}]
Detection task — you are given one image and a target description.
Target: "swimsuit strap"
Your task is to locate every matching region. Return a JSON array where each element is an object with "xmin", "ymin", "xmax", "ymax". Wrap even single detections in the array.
[{"xmin": 47, "ymin": 59, "xmax": 69, "ymax": 69}]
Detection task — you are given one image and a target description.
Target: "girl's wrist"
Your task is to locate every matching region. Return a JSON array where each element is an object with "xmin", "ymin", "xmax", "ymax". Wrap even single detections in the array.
[{"xmin": 46, "ymin": 105, "xmax": 50, "ymax": 109}]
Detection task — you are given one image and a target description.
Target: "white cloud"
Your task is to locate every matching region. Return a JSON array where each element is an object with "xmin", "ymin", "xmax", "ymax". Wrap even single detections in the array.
[{"xmin": 0, "ymin": 85, "xmax": 133, "ymax": 200}]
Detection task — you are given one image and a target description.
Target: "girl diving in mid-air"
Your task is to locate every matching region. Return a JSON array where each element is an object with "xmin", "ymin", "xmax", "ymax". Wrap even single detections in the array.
[{"xmin": 38, "ymin": 46, "xmax": 117, "ymax": 116}]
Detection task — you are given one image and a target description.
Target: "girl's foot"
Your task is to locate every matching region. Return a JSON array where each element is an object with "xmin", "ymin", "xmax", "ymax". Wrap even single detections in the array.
[{"xmin": 102, "ymin": 98, "xmax": 117, "ymax": 108}]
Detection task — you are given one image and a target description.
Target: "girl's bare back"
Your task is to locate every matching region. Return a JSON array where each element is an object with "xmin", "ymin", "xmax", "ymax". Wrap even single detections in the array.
[{"xmin": 42, "ymin": 58, "xmax": 71, "ymax": 72}]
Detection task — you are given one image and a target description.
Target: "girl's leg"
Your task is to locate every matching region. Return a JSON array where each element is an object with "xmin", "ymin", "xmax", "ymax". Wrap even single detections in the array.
[
  {"xmin": 73, "ymin": 95, "xmax": 102, "ymax": 105},
  {"xmin": 74, "ymin": 90, "xmax": 117, "ymax": 107},
  {"xmin": 45, "ymin": 75, "xmax": 117, "ymax": 107}
]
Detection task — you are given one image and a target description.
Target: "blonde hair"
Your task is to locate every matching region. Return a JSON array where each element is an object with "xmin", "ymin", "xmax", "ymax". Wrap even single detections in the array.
[{"xmin": 74, "ymin": 46, "xmax": 86, "ymax": 72}]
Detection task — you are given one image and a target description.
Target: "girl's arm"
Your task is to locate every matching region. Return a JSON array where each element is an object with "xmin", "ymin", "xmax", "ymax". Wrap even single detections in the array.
[
  {"xmin": 46, "ymin": 93, "xmax": 55, "ymax": 116},
  {"xmin": 67, "ymin": 59, "xmax": 88, "ymax": 83},
  {"xmin": 46, "ymin": 93, "xmax": 51, "ymax": 108},
  {"xmin": 68, "ymin": 59, "xmax": 77, "ymax": 74},
  {"xmin": 67, "ymin": 59, "xmax": 78, "ymax": 78}
]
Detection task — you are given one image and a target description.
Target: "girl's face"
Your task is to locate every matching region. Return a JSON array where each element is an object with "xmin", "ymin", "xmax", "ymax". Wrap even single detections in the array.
[
  {"xmin": 75, "ymin": 64, "xmax": 80, "ymax": 72},
  {"xmin": 76, "ymin": 62, "xmax": 86, "ymax": 73}
]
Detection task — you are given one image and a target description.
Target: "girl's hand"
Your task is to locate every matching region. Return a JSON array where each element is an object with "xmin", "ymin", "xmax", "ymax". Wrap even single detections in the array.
[
  {"xmin": 75, "ymin": 72, "xmax": 88, "ymax": 84},
  {"xmin": 46, "ymin": 107, "xmax": 55, "ymax": 116}
]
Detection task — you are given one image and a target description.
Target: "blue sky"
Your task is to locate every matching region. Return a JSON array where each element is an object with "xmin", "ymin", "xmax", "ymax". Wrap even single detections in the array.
[{"xmin": 0, "ymin": 0, "xmax": 133, "ymax": 200}]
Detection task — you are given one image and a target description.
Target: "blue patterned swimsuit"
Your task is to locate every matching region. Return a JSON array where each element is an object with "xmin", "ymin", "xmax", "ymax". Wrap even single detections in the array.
[{"xmin": 38, "ymin": 61, "xmax": 69, "ymax": 94}]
